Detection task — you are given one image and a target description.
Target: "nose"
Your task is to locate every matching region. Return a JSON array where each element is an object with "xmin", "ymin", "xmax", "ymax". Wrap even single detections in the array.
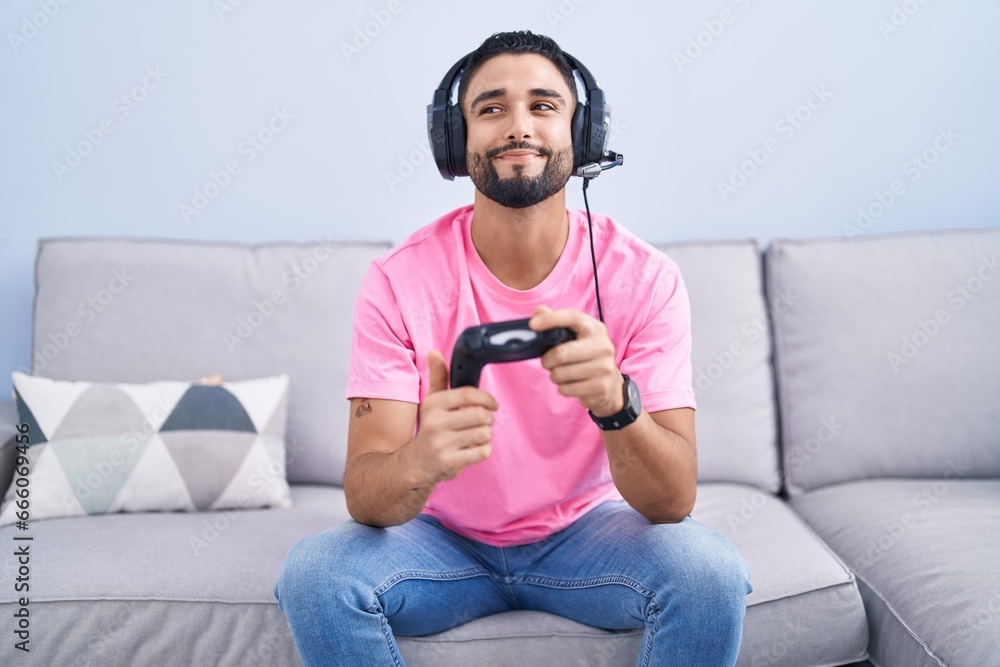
[{"xmin": 504, "ymin": 104, "xmax": 534, "ymax": 142}]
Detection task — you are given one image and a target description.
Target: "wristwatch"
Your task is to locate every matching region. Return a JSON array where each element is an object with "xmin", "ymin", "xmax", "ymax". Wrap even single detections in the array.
[{"xmin": 588, "ymin": 374, "xmax": 642, "ymax": 431}]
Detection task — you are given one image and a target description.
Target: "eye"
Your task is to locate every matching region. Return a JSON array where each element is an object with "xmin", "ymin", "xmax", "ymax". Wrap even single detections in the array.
[
  {"xmin": 480, "ymin": 105, "xmax": 502, "ymax": 115},
  {"xmin": 533, "ymin": 102, "xmax": 556, "ymax": 111}
]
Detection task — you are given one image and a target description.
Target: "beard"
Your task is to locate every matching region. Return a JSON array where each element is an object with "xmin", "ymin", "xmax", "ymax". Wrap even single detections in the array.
[{"xmin": 467, "ymin": 141, "xmax": 575, "ymax": 209}]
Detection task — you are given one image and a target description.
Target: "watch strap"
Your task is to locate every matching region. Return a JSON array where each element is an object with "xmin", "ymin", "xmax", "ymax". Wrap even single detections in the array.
[{"xmin": 588, "ymin": 374, "xmax": 641, "ymax": 431}]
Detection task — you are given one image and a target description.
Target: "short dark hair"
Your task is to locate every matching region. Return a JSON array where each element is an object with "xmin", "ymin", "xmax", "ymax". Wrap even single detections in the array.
[{"xmin": 456, "ymin": 30, "xmax": 578, "ymax": 115}]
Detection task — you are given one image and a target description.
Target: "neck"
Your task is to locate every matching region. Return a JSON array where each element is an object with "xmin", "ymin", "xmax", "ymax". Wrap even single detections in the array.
[{"xmin": 470, "ymin": 189, "xmax": 569, "ymax": 291}]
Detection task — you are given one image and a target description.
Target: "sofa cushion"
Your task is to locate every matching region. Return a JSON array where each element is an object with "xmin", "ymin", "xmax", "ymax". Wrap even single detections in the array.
[
  {"xmin": 765, "ymin": 228, "xmax": 1000, "ymax": 495},
  {"xmin": 0, "ymin": 483, "xmax": 866, "ymax": 666},
  {"xmin": 29, "ymin": 237, "xmax": 391, "ymax": 486},
  {"xmin": 0, "ymin": 484, "xmax": 345, "ymax": 666},
  {"xmin": 692, "ymin": 483, "xmax": 867, "ymax": 666},
  {"xmin": 791, "ymin": 479, "xmax": 1000, "ymax": 667},
  {"xmin": 404, "ymin": 483, "xmax": 869, "ymax": 667},
  {"xmin": 655, "ymin": 241, "xmax": 780, "ymax": 492},
  {"xmin": 1, "ymin": 373, "xmax": 291, "ymax": 525}
]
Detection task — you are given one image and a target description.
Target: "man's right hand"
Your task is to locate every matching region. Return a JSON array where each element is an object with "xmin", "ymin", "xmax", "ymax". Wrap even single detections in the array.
[{"xmin": 404, "ymin": 349, "xmax": 499, "ymax": 489}]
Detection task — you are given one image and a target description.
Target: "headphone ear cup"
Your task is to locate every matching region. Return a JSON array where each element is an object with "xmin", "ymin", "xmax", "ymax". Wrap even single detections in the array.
[
  {"xmin": 585, "ymin": 88, "xmax": 608, "ymax": 166},
  {"xmin": 429, "ymin": 128, "xmax": 448, "ymax": 178},
  {"xmin": 428, "ymin": 89, "xmax": 453, "ymax": 180},
  {"xmin": 446, "ymin": 104, "xmax": 468, "ymax": 178},
  {"xmin": 428, "ymin": 55, "xmax": 471, "ymax": 180},
  {"xmin": 571, "ymin": 101, "xmax": 588, "ymax": 170}
]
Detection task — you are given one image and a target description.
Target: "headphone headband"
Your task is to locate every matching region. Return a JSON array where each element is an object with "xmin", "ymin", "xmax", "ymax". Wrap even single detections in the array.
[{"xmin": 427, "ymin": 50, "xmax": 612, "ymax": 181}]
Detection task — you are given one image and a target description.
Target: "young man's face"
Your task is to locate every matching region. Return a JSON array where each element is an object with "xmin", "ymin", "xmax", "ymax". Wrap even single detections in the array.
[{"xmin": 462, "ymin": 53, "xmax": 576, "ymax": 209}]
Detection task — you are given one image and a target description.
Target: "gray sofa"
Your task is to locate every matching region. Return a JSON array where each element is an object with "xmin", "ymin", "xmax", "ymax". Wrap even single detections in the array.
[{"xmin": 1, "ymin": 227, "xmax": 997, "ymax": 666}]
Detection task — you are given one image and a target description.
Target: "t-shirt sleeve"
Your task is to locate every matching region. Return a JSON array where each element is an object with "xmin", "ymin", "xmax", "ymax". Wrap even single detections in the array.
[
  {"xmin": 619, "ymin": 257, "xmax": 697, "ymax": 413},
  {"xmin": 344, "ymin": 260, "xmax": 421, "ymax": 404}
]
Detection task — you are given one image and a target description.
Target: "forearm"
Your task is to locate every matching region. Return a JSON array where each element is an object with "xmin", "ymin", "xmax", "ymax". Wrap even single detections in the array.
[
  {"xmin": 601, "ymin": 409, "xmax": 697, "ymax": 523},
  {"xmin": 343, "ymin": 444, "xmax": 436, "ymax": 528}
]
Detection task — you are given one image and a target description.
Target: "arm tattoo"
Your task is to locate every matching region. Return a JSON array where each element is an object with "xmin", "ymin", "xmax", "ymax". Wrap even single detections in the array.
[{"xmin": 355, "ymin": 399, "xmax": 373, "ymax": 418}]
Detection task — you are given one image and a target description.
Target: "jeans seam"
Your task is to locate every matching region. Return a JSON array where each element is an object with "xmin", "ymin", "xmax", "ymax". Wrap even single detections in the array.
[
  {"xmin": 496, "ymin": 545, "xmax": 511, "ymax": 576},
  {"xmin": 373, "ymin": 567, "xmax": 491, "ymax": 597},
  {"xmin": 369, "ymin": 573, "xmax": 493, "ymax": 667},
  {"xmin": 366, "ymin": 597, "xmax": 405, "ymax": 667},
  {"xmin": 512, "ymin": 574, "xmax": 656, "ymax": 598},
  {"xmin": 513, "ymin": 575, "xmax": 661, "ymax": 667}
]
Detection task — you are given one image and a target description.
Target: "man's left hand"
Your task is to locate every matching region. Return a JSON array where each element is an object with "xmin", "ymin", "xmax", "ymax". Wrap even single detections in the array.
[{"xmin": 528, "ymin": 305, "xmax": 624, "ymax": 418}]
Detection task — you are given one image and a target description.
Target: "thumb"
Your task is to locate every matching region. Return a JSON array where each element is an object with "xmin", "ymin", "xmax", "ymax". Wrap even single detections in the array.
[
  {"xmin": 529, "ymin": 304, "xmax": 552, "ymax": 330},
  {"xmin": 427, "ymin": 349, "xmax": 448, "ymax": 394}
]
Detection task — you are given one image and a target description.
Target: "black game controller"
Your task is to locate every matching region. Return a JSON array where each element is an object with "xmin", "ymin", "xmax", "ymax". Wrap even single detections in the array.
[{"xmin": 449, "ymin": 318, "xmax": 577, "ymax": 388}]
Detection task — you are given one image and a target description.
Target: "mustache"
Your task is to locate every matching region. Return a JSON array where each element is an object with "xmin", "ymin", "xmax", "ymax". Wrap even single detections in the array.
[{"xmin": 485, "ymin": 141, "xmax": 554, "ymax": 160}]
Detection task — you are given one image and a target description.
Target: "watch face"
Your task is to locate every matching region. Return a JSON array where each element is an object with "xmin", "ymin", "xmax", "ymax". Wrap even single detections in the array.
[
  {"xmin": 626, "ymin": 377, "xmax": 641, "ymax": 412},
  {"xmin": 627, "ymin": 379, "xmax": 640, "ymax": 407}
]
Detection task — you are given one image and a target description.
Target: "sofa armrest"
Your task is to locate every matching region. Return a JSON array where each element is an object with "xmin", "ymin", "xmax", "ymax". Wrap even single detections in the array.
[{"xmin": 0, "ymin": 399, "xmax": 19, "ymax": 496}]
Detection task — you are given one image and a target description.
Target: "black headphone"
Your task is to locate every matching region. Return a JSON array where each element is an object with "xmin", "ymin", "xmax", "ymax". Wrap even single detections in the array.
[{"xmin": 427, "ymin": 50, "xmax": 622, "ymax": 181}]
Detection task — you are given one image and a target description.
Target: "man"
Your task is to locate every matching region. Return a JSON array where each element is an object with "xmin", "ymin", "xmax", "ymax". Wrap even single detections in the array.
[{"xmin": 274, "ymin": 30, "xmax": 752, "ymax": 666}]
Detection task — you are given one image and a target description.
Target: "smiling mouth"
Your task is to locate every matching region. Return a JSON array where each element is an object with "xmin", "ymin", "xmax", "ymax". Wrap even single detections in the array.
[{"xmin": 497, "ymin": 151, "xmax": 540, "ymax": 160}]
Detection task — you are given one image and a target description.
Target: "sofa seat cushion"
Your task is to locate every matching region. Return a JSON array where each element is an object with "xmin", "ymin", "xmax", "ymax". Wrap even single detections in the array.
[
  {"xmin": 791, "ymin": 479, "xmax": 1000, "ymax": 667},
  {"xmin": 402, "ymin": 484, "xmax": 868, "ymax": 667},
  {"xmin": 0, "ymin": 483, "xmax": 867, "ymax": 666},
  {"xmin": 0, "ymin": 484, "xmax": 347, "ymax": 666},
  {"xmin": 693, "ymin": 483, "xmax": 868, "ymax": 666},
  {"xmin": 1, "ymin": 485, "xmax": 343, "ymax": 605}
]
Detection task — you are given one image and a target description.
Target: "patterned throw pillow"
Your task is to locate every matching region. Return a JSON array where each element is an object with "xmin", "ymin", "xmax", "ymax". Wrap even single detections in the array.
[{"xmin": 0, "ymin": 372, "xmax": 292, "ymax": 525}]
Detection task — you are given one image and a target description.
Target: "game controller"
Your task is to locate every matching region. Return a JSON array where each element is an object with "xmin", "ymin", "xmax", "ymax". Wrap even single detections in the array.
[{"xmin": 449, "ymin": 318, "xmax": 577, "ymax": 388}]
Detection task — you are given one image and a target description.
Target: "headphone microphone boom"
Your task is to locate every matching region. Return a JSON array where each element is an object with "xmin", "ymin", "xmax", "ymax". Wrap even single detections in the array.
[{"xmin": 576, "ymin": 150, "xmax": 624, "ymax": 179}]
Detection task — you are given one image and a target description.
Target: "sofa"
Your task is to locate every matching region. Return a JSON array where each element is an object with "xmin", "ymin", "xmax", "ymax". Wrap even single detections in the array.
[{"xmin": 0, "ymin": 226, "xmax": 997, "ymax": 666}]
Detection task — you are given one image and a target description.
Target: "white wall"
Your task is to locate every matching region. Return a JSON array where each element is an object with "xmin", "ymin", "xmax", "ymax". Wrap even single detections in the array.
[{"xmin": 1, "ymin": 0, "xmax": 998, "ymax": 395}]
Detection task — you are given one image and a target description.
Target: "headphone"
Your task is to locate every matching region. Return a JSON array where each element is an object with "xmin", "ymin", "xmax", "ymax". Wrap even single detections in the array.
[
  {"xmin": 426, "ymin": 48, "xmax": 624, "ymax": 324},
  {"xmin": 426, "ymin": 50, "xmax": 623, "ymax": 181}
]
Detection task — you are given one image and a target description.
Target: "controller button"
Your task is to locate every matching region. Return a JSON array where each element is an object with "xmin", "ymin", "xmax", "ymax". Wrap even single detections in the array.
[
  {"xmin": 466, "ymin": 332, "xmax": 484, "ymax": 351},
  {"xmin": 489, "ymin": 330, "xmax": 536, "ymax": 347}
]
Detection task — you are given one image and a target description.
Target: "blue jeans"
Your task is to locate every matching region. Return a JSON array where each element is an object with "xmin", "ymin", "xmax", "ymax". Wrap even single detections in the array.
[{"xmin": 273, "ymin": 499, "xmax": 752, "ymax": 666}]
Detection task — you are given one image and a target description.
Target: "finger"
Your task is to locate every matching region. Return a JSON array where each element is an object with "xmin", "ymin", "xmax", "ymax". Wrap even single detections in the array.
[
  {"xmin": 456, "ymin": 424, "xmax": 493, "ymax": 449},
  {"xmin": 527, "ymin": 305, "xmax": 558, "ymax": 331},
  {"xmin": 530, "ymin": 304, "xmax": 552, "ymax": 321},
  {"xmin": 543, "ymin": 334, "xmax": 614, "ymax": 370},
  {"xmin": 546, "ymin": 359, "xmax": 608, "ymax": 384},
  {"xmin": 434, "ymin": 385, "xmax": 500, "ymax": 412},
  {"xmin": 454, "ymin": 441, "xmax": 493, "ymax": 466},
  {"xmin": 529, "ymin": 307, "xmax": 596, "ymax": 338},
  {"xmin": 440, "ymin": 405, "xmax": 495, "ymax": 431}
]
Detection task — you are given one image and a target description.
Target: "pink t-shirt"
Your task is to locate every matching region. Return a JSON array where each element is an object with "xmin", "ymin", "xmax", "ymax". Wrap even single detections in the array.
[{"xmin": 345, "ymin": 204, "xmax": 696, "ymax": 546}]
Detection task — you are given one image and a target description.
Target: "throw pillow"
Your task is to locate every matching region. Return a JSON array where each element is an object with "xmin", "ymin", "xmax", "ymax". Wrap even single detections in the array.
[{"xmin": 1, "ymin": 372, "xmax": 292, "ymax": 525}]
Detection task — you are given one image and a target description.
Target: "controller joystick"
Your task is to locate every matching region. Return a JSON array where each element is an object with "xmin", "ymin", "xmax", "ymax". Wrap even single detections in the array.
[
  {"xmin": 449, "ymin": 318, "xmax": 576, "ymax": 388},
  {"xmin": 465, "ymin": 331, "xmax": 485, "ymax": 351}
]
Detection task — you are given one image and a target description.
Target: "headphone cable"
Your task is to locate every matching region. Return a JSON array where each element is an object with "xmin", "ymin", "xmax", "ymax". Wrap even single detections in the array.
[{"xmin": 582, "ymin": 177, "xmax": 604, "ymax": 324}]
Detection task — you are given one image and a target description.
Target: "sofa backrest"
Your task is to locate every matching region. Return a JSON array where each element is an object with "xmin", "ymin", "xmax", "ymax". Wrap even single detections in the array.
[
  {"xmin": 30, "ymin": 237, "xmax": 390, "ymax": 486},
  {"xmin": 765, "ymin": 228, "xmax": 1000, "ymax": 496},
  {"xmin": 30, "ymin": 236, "xmax": 785, "ymax": 494},
  {"xmin": 657, "ymin": 241, "xmax": 781, "ymax": 493}
]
